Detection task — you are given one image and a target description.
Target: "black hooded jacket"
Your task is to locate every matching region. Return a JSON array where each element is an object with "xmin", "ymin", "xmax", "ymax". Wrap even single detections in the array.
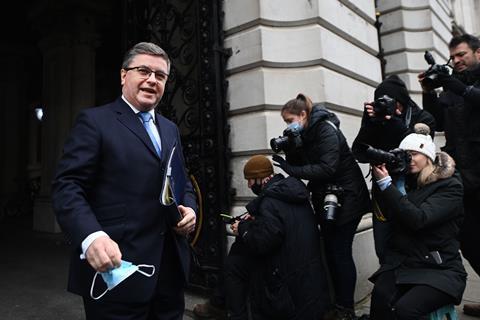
[
  {"xmin": 284, "ymin": 105, "xmax": 371, "ymax": 225},
  {"xmin": 237, "ymin": 174, "xmax": 330, "ymax": 320},
  {"xmin": 423, "ymin": 65, "xmax": 480, "ymax": 194}
]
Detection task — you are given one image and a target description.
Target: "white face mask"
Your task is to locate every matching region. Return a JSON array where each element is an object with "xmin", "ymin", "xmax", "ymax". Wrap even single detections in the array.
[{"xmin": 90, "ymin": 259, "xmax": 155, "ymax": 300}]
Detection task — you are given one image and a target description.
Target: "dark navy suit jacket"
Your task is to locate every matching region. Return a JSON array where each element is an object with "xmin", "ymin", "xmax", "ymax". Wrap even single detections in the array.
[{"xmin": 52, "ymin": 97, "xmax": 197, "ymax": 302}]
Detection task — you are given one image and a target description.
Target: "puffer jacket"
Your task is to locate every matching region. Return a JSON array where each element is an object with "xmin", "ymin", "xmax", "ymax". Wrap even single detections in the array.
[{"xmin": 370, "ymin": 152, "xmax": 467, "ymax": 303}]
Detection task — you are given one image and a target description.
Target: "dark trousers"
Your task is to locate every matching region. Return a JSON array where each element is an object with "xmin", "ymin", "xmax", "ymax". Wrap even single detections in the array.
[
  {"xmin": 83, "ymin": 235, "xmax": 185, "ymax": 320},
  {"xmin": 460, "ymin": 194, "xmax": 480, "ymax": 276},
  {"xmin": 372, "ymin": 217, "xmax": 392, "ymax": 265},
  {"xmin": 224, "ymin": 241, "xmax": 256, "ymax": 320},
  {"xmin": 370, "ymin": 270, "xmax": 454, "ymax": 320},
  {"xmin": 319, "ymin": 216, "xmax": 361, "ymax": 309}
]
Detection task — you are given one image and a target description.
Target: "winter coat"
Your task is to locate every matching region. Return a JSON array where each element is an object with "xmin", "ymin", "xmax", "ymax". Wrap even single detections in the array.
[
  {"xmin": 423, "ymin": 65, "xmax": 480, "ymax": 195},
  {"xmin": 237, "ymin": 174, "xmax": 330, "ymax": 320},
  {"xmin": 285, "ymin": 105, "xmax": 371, "ymax": 225},
  {"xmin": 369, "ymin": 152, "xmax": 467, "ymax": 303},
  {"xmin": 352, "ymin": 100, "xmax": 436, "ymax": 163}
]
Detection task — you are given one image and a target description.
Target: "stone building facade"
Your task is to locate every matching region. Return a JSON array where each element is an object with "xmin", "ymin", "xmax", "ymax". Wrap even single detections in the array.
[{"xmin": 0, "ymin": 0, "xmax": 479, "ymax": 297}]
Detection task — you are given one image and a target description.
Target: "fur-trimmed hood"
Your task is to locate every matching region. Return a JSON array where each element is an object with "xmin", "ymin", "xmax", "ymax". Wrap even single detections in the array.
[{"xmin": 424, "ymin": 151, "xmax": 456, "ymax": 185}]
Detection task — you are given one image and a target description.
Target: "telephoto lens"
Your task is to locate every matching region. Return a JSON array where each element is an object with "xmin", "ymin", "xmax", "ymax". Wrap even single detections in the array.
[{"xmin": 323, "ymin": 193, "xmax": 338, "ymax": 221}]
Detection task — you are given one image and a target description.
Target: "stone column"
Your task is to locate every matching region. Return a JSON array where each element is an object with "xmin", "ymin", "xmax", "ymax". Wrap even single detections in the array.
[
  {"xmin": 33, "ymin": 12, "xmax": 98, "ymax": 233},
  {"xmin": 376, "ymin": 0, "xmax": 453, "ymax": 103},
  {"xmin": 376, "ymin": 0, "xmax": 453, "ymax": 151}
]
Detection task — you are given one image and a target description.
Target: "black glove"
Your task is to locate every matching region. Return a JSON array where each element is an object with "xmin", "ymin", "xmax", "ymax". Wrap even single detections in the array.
[
  {"xmin": 439, "ymin": 74, "xmax": 467, "ymax": 95},
  {"xmin": 272, "ymin": 154, "xmax": 294, "ymax": 176}
]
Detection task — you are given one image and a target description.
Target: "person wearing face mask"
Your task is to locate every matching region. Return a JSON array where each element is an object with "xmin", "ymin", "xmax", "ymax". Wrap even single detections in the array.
[
  {"xmin": 368, "ymin": 126, "xmax": 466, "ymax": 320},
  {"xmin": 272, "ymin": 94, "xmax": 371, "ymax": 320},
  {"xmin": 225, "ymin": 155, "xmax": 330, "ymax": 320},
  {"xmin": 52, "ymin": 42, "xmax": 196, "ymax": 319},
  {"xmin": 418, "ymin": 33, "xmax": 480, "ymax": 317}
]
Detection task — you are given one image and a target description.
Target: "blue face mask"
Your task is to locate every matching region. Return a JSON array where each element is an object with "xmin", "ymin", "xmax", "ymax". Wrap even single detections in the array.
[{"xmin": 90, "ymin": 259, "xmax": 155, "ymax": 300}]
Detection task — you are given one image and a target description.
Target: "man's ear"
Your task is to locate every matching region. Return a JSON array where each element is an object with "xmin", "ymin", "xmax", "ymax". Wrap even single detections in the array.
[{"xmin": 475, "ymin": 48, "xmax": 480, "ymax": 60}]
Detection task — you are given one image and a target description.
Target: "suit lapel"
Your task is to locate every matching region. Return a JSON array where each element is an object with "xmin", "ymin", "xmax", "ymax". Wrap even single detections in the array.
[{"xmin": 113, "ymin": 99, "xmax": 161, "ymax": 160}]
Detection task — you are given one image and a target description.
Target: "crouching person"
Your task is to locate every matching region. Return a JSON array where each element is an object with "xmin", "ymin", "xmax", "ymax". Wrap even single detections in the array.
[
  {"xmin": 369, "ymin": 126, "xmax": 467, "ymax": 320},
  {"xmin": 225, "ymin": 155, "xmax": 330, "ymax": 320}
]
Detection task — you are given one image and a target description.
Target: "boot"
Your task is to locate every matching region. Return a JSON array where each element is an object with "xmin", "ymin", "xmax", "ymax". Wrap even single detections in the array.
[
  {"xmin": 193, "ymin": 301, "xmax": 227, "ymax": 319},
  {"xmin": 464, "ymin": 303, "xmax": 480, "ymax": 317}
]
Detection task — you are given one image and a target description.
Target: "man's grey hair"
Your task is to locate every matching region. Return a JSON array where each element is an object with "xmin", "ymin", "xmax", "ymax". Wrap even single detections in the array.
[{"xmin": 121, "ymin": 42, "xmax": 171, "ymax": 73}]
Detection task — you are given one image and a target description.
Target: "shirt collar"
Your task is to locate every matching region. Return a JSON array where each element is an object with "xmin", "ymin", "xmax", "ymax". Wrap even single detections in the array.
[{"xmin": 122, "ymin": 95, "xmax": 156, "ymax": 123}]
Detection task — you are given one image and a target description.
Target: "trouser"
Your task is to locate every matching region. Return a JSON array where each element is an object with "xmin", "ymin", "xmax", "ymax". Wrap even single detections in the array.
[
  {"xmin": 319, "ymin": 216, "xmax": 361, "ymax": 309},
  {"xmin": 459, "ymin": 193, "xmax": 480, "ymax": 276},
  {"xmin": 371, "ymin": 184, "xmax": 395, "ymax": 265},
  {"xmin": 372, "ymin": 217, "xmax": 392, "ymax": 265},
  {"xmin": 224, "ymin": 240, "xmax": 256, "ymax": 320},
  {"xmin": 83, "ymin": 235, "xmax": 185, "ymax": 320},
  {"xmin": 370, "ymin": 270, "xmax": 454, "ymax": 320}
]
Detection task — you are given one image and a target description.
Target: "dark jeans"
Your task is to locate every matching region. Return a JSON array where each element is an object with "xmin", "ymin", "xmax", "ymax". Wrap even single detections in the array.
[
  {"xmin": 460, "ymin": 194, "xmax": 480, "ymax": 276},
  {"xmin": 370, "ymin": 270, "xmax": 454, "ymax": 320},
  {"xmin": 224, "ymin": 241, "xmax": 256, "ymax": 320},
  {"xmin": 319, "ymin": 216, "xmax": 361, "ymax": 309}
]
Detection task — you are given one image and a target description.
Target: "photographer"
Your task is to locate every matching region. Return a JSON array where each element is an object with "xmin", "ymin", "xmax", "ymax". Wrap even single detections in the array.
[
  {"xmin": 225, "ymin": 155, "xmax": 330, "ymax": 320},
  {"xmin": 419, "ymin": 33, "xmax": 480, "ymax": 317},
  {"xmin": 369, "ymin": 128, "xmax": 466, "ymax": 320},
  {"xmin": 272, "ymin": 94, "xmax": 371, "ymax": 320},
  {"xmin": 352, "ymin": 75, "xmax": 435, "ymax": 264}
]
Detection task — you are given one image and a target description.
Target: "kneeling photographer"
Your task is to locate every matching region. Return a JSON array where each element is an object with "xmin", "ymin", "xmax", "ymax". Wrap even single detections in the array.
[
  {"xmin": 225, "ymin": 155, "xmax": 330, "ymax": 320},
  {"xmin": 368, "ymin": 127, "xmax": 466, "ymax": 320},
  {"xmin": 272, "ymin": 94, "xmax": 371, "ymax": 320},
  {"xmin": 352, "ymin": 75, "xmax": 435, "ymax": 264}
]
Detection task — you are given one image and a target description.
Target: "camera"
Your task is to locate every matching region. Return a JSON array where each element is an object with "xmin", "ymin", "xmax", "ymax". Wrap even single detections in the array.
[
  {"xmin": 270, "ymin": 122, "xmax": 303, "ymax": 153},
  {"xmin": 359, "ymin": 144, "xmax": 412, "ymax": 175},
  {"xmin": 220, "ymin": 212, "xmax": 248, "ymax": 224},
  {"xmin": 422, "ymin": 51, "xmax": 451, "ymax": 90},
  {"xmin": 323, "ymin": 184, "xmax": 343, "ymax": 222},
  {"xmin": 371, "ymin": 95, "xmax": 397, "ymax": 120}
]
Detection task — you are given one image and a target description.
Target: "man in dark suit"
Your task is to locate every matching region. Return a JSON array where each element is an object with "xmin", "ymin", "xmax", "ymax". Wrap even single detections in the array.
[{"xmin": 52, "ymin": 42, "xmax": 196, "ymax": 320}]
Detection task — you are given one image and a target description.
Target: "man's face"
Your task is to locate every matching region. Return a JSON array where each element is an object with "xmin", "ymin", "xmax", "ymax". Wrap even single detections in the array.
[
  {"xmin": 449, "ymin": 42, "xmax": 480, "ymax": 73},
  {"xmin": 120, "ymin": 54, "xmax": 169, "ymax": 111}
]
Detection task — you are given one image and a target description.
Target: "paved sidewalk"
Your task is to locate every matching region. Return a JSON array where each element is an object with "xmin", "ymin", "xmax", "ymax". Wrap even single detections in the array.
[{"xmin": 0, "ymin": 215, "xmax": 478, "ymax": 319}]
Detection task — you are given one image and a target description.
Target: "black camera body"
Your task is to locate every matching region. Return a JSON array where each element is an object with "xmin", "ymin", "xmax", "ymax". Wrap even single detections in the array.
[
  {"xmin": 362, "ymin": 144, "xmax": 412, "ymax": 175},
  {"xmin": 323, "ymin": 184, "xmax": 343, "ymax": 222},
  {"xmin": 422, "ymin": 51, "xmax": 451, "ymax": 90},
  {"xmin": 371, "ymin": 95, "xmax": 397, "ymax": 120},
  {"xmin": 270, "ymin": 122, "xmax": 303, "ymax": 153}
]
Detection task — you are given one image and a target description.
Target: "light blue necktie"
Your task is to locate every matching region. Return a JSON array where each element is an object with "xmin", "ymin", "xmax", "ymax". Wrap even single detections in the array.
[{"xmin": 138, "ymin": 112, "xmax": 161, "ymax": 156}]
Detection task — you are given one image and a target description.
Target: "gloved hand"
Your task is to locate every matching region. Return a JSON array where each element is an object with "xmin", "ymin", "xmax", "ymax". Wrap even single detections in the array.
[
  {"xmin": 272, "ymin": 154, "xmax": 294, "ymax": 176},
  {"xmin": 439, "ymin": 73, "xmax": 467, "ymax": 95}
]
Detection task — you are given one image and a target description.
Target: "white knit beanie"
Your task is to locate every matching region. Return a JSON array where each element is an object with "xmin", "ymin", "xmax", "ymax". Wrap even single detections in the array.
[{"xmin": 399, "ymin": 123, "xmax": 436, "ymax": 161}]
